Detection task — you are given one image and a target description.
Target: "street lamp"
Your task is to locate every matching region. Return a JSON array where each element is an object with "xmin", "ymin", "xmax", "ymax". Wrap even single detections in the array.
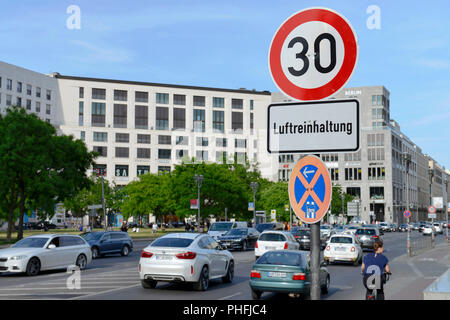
[
  {"xmin": 194, "ymin": 174, "xmax": 204, "ymax": 233},
  {"xmin": 402, "ymin": 152, "xmax": 411, "ymax": 256},
  {"xmin": 428, "ymin": 167, "xmax": 435, "ymax": 245},
  {"xmin": 250, "ymin": 182, "xmax": 259, "ymax": 226}
]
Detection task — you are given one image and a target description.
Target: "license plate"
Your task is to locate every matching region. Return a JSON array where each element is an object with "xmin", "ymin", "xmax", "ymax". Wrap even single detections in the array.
[
  {"xmin": 155, "ymin": 254, "xmax": 172, "ymax": 260},
  {"xmin": 267, "ymin": 272, "xmax": 286, "ymax": 278},
  {"xmin": 265, "ymin": 246, "xmax": 276, "ymax": 250},
  {"xmin": 335, "ymin": 247, "xmax": 346, "ymax": 252}
]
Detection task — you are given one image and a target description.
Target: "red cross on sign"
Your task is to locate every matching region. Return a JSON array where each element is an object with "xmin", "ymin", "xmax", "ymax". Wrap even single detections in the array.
[{"xmin": 288, "ymin": 155, "xmax": 332, "ymax": 224}]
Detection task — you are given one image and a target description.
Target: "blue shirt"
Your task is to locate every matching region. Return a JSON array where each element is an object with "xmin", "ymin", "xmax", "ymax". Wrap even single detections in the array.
[{"xmin": 363, "ymin": 253, "xmax": 388, "ymax": 275}]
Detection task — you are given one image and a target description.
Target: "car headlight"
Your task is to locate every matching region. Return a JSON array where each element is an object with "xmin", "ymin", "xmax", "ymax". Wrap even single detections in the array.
[
  {"xmin": 234, "ymin": 239, "xmax": 242, "ymax": 242},
  {"xmin": 10, "ymin": 255, "xmax": 27, "ymax": 260}
]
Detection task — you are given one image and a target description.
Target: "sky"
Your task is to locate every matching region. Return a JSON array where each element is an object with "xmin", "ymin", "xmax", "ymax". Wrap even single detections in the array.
[{"xmin": 1, "ymin": 0, "xmax": 449, "ymax": 168}]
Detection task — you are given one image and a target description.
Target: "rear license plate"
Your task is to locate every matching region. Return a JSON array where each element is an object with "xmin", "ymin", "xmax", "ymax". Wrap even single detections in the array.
[
  {"xmin": 265, "ymin": 246, "xmax": 276, "ymax": 250},
  {"xmin": 267, "ymin": 272, "xmax": 286, "ymax": 278},
  {"xmin": 155, "ymin": 254, "xmax": 172, "ymax": 260},
  {"xmin": 335, "ymin": 247, "xmax": 346, "ymax": 252}
]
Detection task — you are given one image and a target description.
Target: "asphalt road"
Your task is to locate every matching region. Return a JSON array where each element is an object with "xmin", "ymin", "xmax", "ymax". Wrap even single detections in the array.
[{"xmin": 0, "ymin": 231, "xmax": 447, "ymax": 300}]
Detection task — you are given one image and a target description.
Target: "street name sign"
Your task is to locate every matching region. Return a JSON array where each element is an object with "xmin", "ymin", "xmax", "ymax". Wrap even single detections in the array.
[
  {"xmin": 269, "ymin": 7, "xmax": 359, "ymax": 101},
  {"xmin": 288, "ymin": 155, "xmax": 332, "ymax": 224},
  {"xmin": 267, "ymin": 99, "xmax": 359, "ymax": 153}
]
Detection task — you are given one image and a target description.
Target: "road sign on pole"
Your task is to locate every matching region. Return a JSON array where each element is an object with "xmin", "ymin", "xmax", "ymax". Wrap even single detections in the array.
[
  {"xmin": 268, "ymin": 7, "xmax": 359, "ymax": 101},
  {"xmin": 428, "ymin": 206, "xmax": 436, "ymax": 214},
  {"xmin": 404, "ymin": 210, "xmax": 411, "ymax": 219},
  {"xmin": 271, "ymin": 210, "xmax": 277, "ymax": 222}
]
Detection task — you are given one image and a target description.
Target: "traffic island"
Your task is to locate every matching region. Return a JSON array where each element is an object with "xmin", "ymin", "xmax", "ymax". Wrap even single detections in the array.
[{"xmin": 423, "ymin": 268, "xmax": 450, "ymax": 300}]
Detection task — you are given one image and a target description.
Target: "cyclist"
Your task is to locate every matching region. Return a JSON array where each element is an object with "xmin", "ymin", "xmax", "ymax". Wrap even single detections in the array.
[{"xmin": 361, "ymin": 240, "xmax": 390, "ymax": 300}]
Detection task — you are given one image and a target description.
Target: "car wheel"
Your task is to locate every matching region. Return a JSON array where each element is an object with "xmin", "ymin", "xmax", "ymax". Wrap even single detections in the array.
[
  {"xmin": 141, "ymin": 279, "xmax": 157, "ymax": 289},
  {"xmin": 76, "ymin": 254, "xmax": 87, "ymax": 270},
  {"xmin": 242, "ymin": 241, "xmax": 247, "ymax": 251},
  {"xmin": 251, "ymin": 289, "xmax": 262, "ymax": 300},
  {"xmin": 222, "ymin": 260, "xmax": 234, "ymax": 283},
  {"xmin": 26, "ymin": 257, "xmax": 41, "ymax": 276},
  {"xmin": 92, "ymin": 247, "xmax": 99, "ymax": 259},
  {"xmin": 193, "ymin": 266, "xmax": 209, "ymax": 291},
  {"xmin": 121, "ymin": 245, "xmax": 130, "ymax": 257},
  {"xmin": 321, "ymin": 275, "xmax": 330, "ymax": 294}
]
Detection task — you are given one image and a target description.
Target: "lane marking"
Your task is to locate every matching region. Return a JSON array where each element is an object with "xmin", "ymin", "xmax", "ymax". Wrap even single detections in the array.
[
  {"xmin": 67, "ymin": 283, "xmax": 141, "ymax": 300},
  {"xmin": 219, "ymin": 292, "xmax": 243, "ymax": 300}
]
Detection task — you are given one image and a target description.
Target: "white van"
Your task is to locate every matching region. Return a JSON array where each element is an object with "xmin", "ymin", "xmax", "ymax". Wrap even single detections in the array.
[{"xmin": 208, "ymin": 221, "xmax": 248, "ymax": 240}]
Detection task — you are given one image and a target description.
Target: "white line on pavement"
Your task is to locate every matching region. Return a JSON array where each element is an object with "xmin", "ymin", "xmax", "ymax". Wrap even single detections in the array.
[
  {"xmin": 0, "ymin": 285, "xmax": 135, "ymax": 291},
  {"xmin": 219, "ymin": 292, "xmax": 243, "ymax": 300},
  {"xmin": 407, "ymin": 261, "xmax": 424, "ymax": 278},
  {"xmin": 67, "ymin": 283, "xmax": 141, "ymax": 300}
]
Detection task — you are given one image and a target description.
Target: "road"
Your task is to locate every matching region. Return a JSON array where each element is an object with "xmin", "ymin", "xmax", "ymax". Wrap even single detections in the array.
[{"xmin": 0, "ymin": 231, "xmax": 447, "ymax": 300}]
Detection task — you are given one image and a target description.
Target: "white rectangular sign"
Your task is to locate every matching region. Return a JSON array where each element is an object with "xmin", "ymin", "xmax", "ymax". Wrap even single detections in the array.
[
  {"xmin": 267, "ymin": 100, "xmax": 360, "ymax": 153},
  {"xmin": 432, "ymin": 197, "xmax": 443, "ymax": 209},
  {"xmin": 428, "ymin": 213, "xmax": 437, "ymax": 219}
]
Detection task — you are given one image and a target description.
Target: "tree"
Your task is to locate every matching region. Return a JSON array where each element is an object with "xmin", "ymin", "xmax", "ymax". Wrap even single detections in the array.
[
  {"xmin": 330, "ymin": 184, "xmax": 353, "ymax": 222},
  {"xmin": 259, "ymin": 182, "xmax": 290, "ymax": 222},
  {"xmin": 0, "ymin": 107, "xmax": 96, "ymax": 241}
]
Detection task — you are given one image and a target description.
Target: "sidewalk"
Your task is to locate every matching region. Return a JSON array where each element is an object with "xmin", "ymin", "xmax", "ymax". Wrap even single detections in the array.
[{"xmin": 386, "ymin": 242, "xmax": 450, "ymax": 300}]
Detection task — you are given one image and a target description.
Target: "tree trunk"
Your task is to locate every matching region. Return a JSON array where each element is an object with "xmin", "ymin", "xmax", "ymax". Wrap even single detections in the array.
[
  {"xmin": 6, "ymin": 206, "xmax": 14, "ymax": 243},
  {"xmin": 17, "ymin": 189, "xmax": 25, "ymax": 240}
]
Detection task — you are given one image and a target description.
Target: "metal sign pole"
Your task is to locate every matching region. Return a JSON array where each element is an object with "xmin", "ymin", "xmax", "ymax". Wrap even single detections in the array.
[{"xmin": 310, "ymin": 220, "xmax": 321, "ymax": 300}]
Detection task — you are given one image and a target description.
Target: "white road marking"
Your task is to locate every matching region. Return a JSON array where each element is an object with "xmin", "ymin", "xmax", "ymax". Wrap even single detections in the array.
[
  {"xmin": 0, "ymin": 286, "xmax": 135, "ymax": 290},
  {"xmin": 407, "ymin": 261, "xmax": 424, "ymax": 278},
  {"xmin": 67, "ymin": 283, "xmax": 141, "ymax": 300},
  {"xmin": 219, "ymin": 292, "xmax": 243, "ymax": 300}
]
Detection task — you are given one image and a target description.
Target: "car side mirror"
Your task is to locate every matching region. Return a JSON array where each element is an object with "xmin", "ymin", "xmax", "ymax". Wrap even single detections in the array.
[{"xmin": 48, "ymin": 244, "xmax": 56, "ymax": 249}]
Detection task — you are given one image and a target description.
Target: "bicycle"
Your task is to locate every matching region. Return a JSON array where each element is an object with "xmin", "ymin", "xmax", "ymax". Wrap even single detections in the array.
[{"xmin": 363, "ymin": 271, "xmax": 391, "ymax": 300}]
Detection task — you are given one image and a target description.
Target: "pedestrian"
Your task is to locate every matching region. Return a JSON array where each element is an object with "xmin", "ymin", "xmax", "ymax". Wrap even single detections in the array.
[
  {"xmin": 152, "ymin": 222, "xmax": 158, "ymax": 234},
  {"xmin": 185, "ymin": 222, "xmax": 190, "ymax": 233},
  {"xmin": 121, "ymin": 222, "xmax": 128, "ymax": 232}
]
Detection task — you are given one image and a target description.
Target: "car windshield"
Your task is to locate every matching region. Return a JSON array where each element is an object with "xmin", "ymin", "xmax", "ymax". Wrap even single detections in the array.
[
  {"xmin": 12, "ymin": 237, "xmax": 48, "ymax": 248},
  {"xmin": 348, "ymin": 226, "xmax": 358, "ymax": 229},
  {"xmin": 292, "ymin": 230, "xmax": 310, "ymax": 237},
  {"xmin": 255, "ymin": 224, "xmax": 274, "ymax": 233},
  {"xmin": 226, "ymin": 229, "xmax": 247, "ymax": 236},
  {"xmin": 320, "ymin": 225, "xmax": 331, "ymax": 230},
  {"xmin": 356, "ymin": 229, "xmax": 376, "ymax": 235},
  {"xmin": 80, "ymin": 232, "xmax": 103, "ymax": 241},
  {"xmin": 151, "ymin": 237, "xmax": 193, "ymax": 248},
  {"xmin": 331, "ymin": 237, "xmax": 353, "ymax": 244},
  {"xmin": 209, "ymin": 222, "xmax": 233, "ymax": 231},
  {"xmin": 335, "ymin": 226, "xmax": 344, "ymax": 230},
  {"xmin": 259, "ymin": 233, "xmax": 286, "ymax": 242},
  {"xmin": 257, "ymin": 251, "xmax": 305, "ymax": 267}
]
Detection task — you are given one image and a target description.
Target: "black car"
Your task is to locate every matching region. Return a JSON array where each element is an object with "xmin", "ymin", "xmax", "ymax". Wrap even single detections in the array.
[
  {"xmin": 290, "ymin": 227, "xmax": 327, "ymax": 250},
  {"xmin": 217, "ymin": 228, "xmax": 260, "ymax": 251},
  {"xmin": 398, "ymin": 224, "xmax": 408, "ymax": 232},
  {"xmin": 80, "ymin": 231, "xmax": 133, "ymax": 258},
  {"xmin": 255, "ymin": 223, "xmax": 284, "ymax": 233}
]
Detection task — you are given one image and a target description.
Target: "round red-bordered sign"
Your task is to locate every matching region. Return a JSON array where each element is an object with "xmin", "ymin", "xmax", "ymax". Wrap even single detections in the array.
[
  {"xmin": 428, "ymin": 206, "xmax": 436, "ymax": 214},
  {"xmin": 404, "ymin": 210, "xmax": 411, "ymax": 218},
  {"xmin": 269, "ymin": 7, "xmax": 359, "ymax": 101}
]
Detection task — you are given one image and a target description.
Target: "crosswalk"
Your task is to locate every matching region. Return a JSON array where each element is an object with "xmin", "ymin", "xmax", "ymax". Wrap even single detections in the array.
[{"xmin": 0, "ymin": 267, "xmax": 140, "ymax": 300}]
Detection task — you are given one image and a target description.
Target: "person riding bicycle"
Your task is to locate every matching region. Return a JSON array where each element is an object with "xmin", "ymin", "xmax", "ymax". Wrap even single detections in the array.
[{"xmin": 361, "ymin": 240, "xmax": 390, "ymax": 300}]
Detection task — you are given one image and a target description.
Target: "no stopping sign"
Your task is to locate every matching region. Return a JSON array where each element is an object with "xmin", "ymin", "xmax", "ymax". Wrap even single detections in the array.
[{"xmin": 269, "ymin": 7, "xmax": 359, "ymax": 101}]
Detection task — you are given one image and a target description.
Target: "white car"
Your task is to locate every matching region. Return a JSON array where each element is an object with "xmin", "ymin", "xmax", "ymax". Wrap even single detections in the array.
[
  {"xmin": 433, "ymin": 223, "xmax": 443, "ymax": 234},
  {"xmin": 324, "ymin": 234, "xmax": 362, "ymax": 266},
  {"xmin": 254, "ymin": 231, "xmax": 299, "ymax": 259},
  {"xmin": 0, "ymin": 234, "xmax": 92, "ymax": 276},
  {"xmin": 320, "ymin": 225, "xmax": 335, "ymax": 238},
  {"xmin": 345, "ymin": 225, "xmax": 359, "ymax": 235},
  {"xmin": 422, "ymin": 224, "xmax": 435, "ymax": 235},
  {"xmin": 207, "ymin": 221, "xmax": 248, "ymax": 240},
  {"xmin": 139, "ymin": 233, "xmax": 234, "ymax": 291}
]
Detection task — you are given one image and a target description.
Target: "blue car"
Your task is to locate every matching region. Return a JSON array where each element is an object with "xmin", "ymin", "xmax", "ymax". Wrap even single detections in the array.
[{"xmin": 81, "ymin": 231, "xmax": 133, "ymax": 259}]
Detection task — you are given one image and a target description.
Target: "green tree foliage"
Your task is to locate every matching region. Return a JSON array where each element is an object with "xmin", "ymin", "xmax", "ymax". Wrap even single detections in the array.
[
  {"xmin": 330, "ymin": 184, "xmax": 353, "ymax": 220},
  {"xmin": 0, "ymin": 107, "xmax": 96, "ymax": 241},
  {"xmin": 259, "ymin": 181, "xmax": 290, "ymax": 222}
]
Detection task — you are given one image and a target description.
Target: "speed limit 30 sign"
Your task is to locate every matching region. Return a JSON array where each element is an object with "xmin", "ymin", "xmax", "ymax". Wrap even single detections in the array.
[{"xmin": 269, "ymin": 7, "xmax": 359, "ymax": 101}]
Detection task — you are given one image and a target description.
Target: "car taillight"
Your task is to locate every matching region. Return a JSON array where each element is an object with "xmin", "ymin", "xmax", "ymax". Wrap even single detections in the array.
[
  {"xmin": 292, "ymin": 273, "xmax": 306, "ymax": 281},
  {"xmin": 251, "ymin": 270, "xmax": 261, "ymax": 278},
  {"xmin": 141, "ymin": 250, "xmax": 153, "ymax": 258},
  {"xmin": 175, "ymin": 252, "xmax": 197, "ymax": 259},
  {"xmin": 255, "ymin": 241, "xmax": 258, "ymax": 248},
  {"xmin": 372, "ymin": 236, "xmax": 379, "ymax": 239},
  {"xmin": 294, "ymin": 235, "xmax": 300, "ymax": 239},
  {"xmin": 351, "ymin": 246, "xmax": 356, "ymax": 252},
  {"xmin": 284, "ymin": 242, "xmax": 288, "ymax": 249},
  {"xmin": 326, "ymin": 245, "xmax": 330, "ymax": 251}
]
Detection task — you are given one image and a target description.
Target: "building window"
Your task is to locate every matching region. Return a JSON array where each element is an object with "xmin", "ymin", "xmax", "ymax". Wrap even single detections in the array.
[
  {"xmin": 368, "ymin": 167, "xmax": 385, "ymax": 180},
  {"xmin": 232, "ymin": 98, "xmax": 243, "ymax": 109},
  {"xmin": 344, "ymin": 150, "xmax": 361, "ymax": 162},
  {"xmin": 92, "ymin": 102, "xmax": 106, "ymax": 127},
  {"xmin": 279, "ymin": 155, "xmax": 294, "ymax": 163},
  {"xmin": 250, "ymin": 100, "xmax": 254, "ymax": 111},
  {"xmin": 6, "ymin": 95, "xmax": 12, "ymax": 106},
  {"xmin": 137, "ymin": 166, "xmax": 150, "ymax": 176},
  {"xmin": 79, "ymin": 102, "xmax": 84, "ymax": 126},
  {"xmin": 80, "ymin": 131, "xmax": 85, "ymax": 142},
  {"xmin": 93, "ymin": 164, "xmax": 107, "ymax": 176},
  {"xmin": 213, "ymin": 110, "xmax": 224, "ymax": 133},
  {"xmin": 158, "ymin": 135, "xmax": 171, "ymax": 145},
  {"xmin": 115, "ymin": 147, "xmax": 129, "ymax": 158},
  {"xmin": 115, "ymin": 165, "xmax": 129, "ymax": 177},
  {"xmin": 235, "ymin": 152, "xmax": 246, "ymax": 164},
  {"xmin": 196, "ymin": 150, "xmax": 208, "ymax": 161},
  {"xmin": 114, "ymin": 104, "xmax": 127, "ymax": 128},
  {"xmin": 193, "ymin": 96, "xmax": 205, "ymax": 107},
  {"xmin": 7, "ymin": 79, "xmax": 12, "ymax": 91},
  {"xmin": 347, "ymin": 187, "xmax": 361, "ymax": 199},
  {"xmin": 46, "ymin": 104, "xmax": 51, "ymax": 115},
  {"xmin": 92, "ymin": 88, "xmax": 106, "ymax": 100},
  {"xmin": 116, "ymin": 133, "xmax": 130, "ymax": 143},
  {"xmin": 158, "ymin": 149, "xmax": 171, "ymax": 159},
  {"xmin": 26, "ymin": 99, "xmax": 32, "ymax": 110},
  {"xmin": 196, "ymin": 137, "xmax": 208, "ymax": 147},
  {"xmin": 93, "ymin": 132, "xmax": 107, "ymax": 142},
  {"xmin": 0, "ymin": 77, "xmax": 2, "ymax": 88},
  {"xmin": 16, "ymin": 97, "xmax": 22, "ymax": 107},
  {"xmin": 329, "ymin": 168, "xmax": 339, "ymax": 181},
  {"xmin": 156, "ymin": 93, "xmax": 169, "ymax": 104},
  {"xmin": 79, "ymin": 87, "xmax": 84, "ymax": 99},
  {"xmin": 17, "ymin": 82, "xmax": 22, "ymax": 93},
  {"xmin": 193, "ymin": 109, "xmax": 205, "ymax": 132},
  {"xmin": 137, "ymin": 134, "xmax": 151, "ymax": 144},
  {"xmin": 114, "ymin": 90, "xmax": 127, "ymax": 101},
  {"xmin": 36, "ymin": 87, "xmax": 41, "ymax": 98},
  {"xmin": 216, "ymin": 138, "xmax": 227, "ymax": 147},
  {"xmin": 235, "ymin": 139, "xmax": 247, "ymax": 148},
  {"xmin": 173, "ymin": 108, "xmax": 186, "ymax": 130},
  {"xmin": 344, "ymin": 168, "xmax": 362, "ymax": 181},
  {"xmin": 213, "ymin": 97, "xmax": 224, "ymax": 108},
  {"xmin": 232, "ymin": 112, "xmax": 243, "ymax": 132},
  {"xmin": 156, "ymin": 107, "xmax": 169, "ymax": 130},
  {"xmin": 216, "ymin": 151, "xmax": 227, "ymax": 163},
  {"xmin": 46, "ymin": 90, "xmax": 51, "ymax": 100},
  {"xmin": 135, "ymin": 91, "xmax": 148, "ymax": 103},
  {"xmin": 370, "ymin": 187, "xmax": 384, "ymax": 200},
  {"xmin": 176, "ymin": 136, "xmax": 188, "ymax": 145},
  {"xmin": 173, "ymin": 94, "xmax": 186, "ymax": 105},
  {"xmin": 93, "ymin": 146, "xmax": 107, "ymax": 157},
  {"xmin": 137, "ymin": 148, "xmax": 151, "ymax": 159},
  {"xmin": 176, "ymin": 149, "xmax": 188, "ymax": 159},
  {"xmin": 250, "ymin": 113, "xmax": 254, "ymax": 131},
  {"xmin": 158, "ymin": 166, "xmax": 171, "ymax": 173},
  {"xmin": 135, "ymin": 105, "xmax": 148, "ymax": 129},
  {"xmin": 35, "ymin": 101, "xmax": 40, "ymax": 112},
  {"xmin": 26, "ymin": 84, "xmax": 32, "ymax": 96}
]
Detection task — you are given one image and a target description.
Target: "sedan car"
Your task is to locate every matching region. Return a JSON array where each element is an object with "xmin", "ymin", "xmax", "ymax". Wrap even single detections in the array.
[
  {"xmin": 249, "ymin": 250, "xmax": 330, "ymax": 299},
  {"xmin": 290, "ymin": 228, "xmax": 311, "ymax": 250},
  {"xmin": 355, "ymin": 228, "xmax": 381, "ymax": 250},
  {"xmin": 319, "ymin": 225, "xmax": 335, "ymax": 239},
  {"xmin": 81, "ymin": 231, "xmax": 133, "ymax": 259},
  {"xmin": 255, "ymin": 222, "xmax": 284, "ymax": 234},
  {"xmin": 254, "ymin": 231, "xmax": 300, "ymax": 259},
  {"xmin": 398, "ymin": 224, "xmax": 408, "ymax": 232},
  {"xmin": 139, "ymin": 233, "xmax": 234, "ymax": 291},
  {"xmin": 422, "ymin": 224, "xmax": 435, "ymax": 236},
  {"xmin": 217, "ymin": 228, "xmax": 259, "ymax": 251},
  {"xmin": 0, "ymin": 234, "xmax": 92, "ymax": 276},
  {"xmin": 433, "ymin": 223, "xmax": 443, "ymax": 234},
  {"xmin": 324, "ymin": 234, "xmax": 362, "ymax": 265}
]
